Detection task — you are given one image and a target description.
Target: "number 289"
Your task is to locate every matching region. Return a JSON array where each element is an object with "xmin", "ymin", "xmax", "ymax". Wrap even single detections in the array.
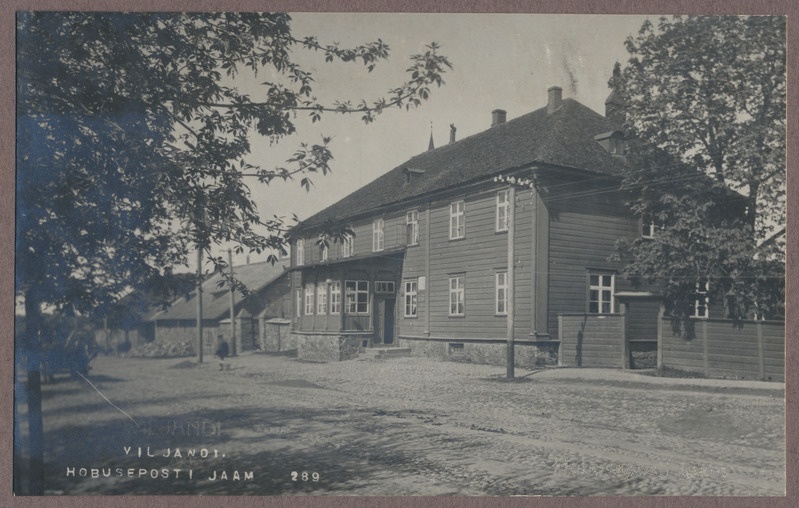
[{"xmin": 291, "ymin": 471, "xmax": 319, "ymax": 482}]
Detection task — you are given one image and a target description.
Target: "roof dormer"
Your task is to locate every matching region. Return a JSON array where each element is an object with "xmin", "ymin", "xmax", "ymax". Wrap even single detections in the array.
[
  {"xmin": 403, "ymin": 167, "xmax": 426, "ymax": 185},
  {"xmin": 594, "ymin": 130, "xmax": 627, "ymax": 155}
]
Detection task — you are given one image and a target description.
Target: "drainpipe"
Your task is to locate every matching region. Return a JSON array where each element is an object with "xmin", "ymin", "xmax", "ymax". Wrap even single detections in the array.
[{"xmin": 228, "ymin": 249, "xmax": 237, "ymax": 356}]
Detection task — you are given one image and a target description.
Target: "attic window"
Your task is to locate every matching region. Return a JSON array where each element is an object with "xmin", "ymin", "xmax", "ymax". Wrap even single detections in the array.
[
  {"xmin": 594, "ymin": 131, "xmax": 627, "ymax": 155},
  {"xmin": 403, "ymin": 167, "xmax": 425, "ymax": 184}
]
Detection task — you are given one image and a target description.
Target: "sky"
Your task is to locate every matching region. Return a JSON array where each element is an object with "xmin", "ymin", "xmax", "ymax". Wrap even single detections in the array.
[{"xmin": 193, "ymin": 13, "xmax": 656, "ymax": 268}]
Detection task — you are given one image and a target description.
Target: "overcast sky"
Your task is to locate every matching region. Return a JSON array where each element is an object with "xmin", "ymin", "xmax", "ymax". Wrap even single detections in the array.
[{"xmin": 210, "ymin": 13, "xmax": 655, "ymax": 267}]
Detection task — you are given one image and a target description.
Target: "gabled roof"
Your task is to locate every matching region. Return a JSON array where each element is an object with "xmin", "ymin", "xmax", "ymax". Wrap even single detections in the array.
[
  {"xmin": 299, "ymin": 98, "xmax": 627, "ymax": 230},
  {"xmin": 147, "ymin": 260, "xmax": 288, "ymax": 322}
]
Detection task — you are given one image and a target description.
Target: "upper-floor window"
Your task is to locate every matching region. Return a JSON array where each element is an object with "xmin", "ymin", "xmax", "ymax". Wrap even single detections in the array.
[
  {"xmin": 588, "ymin": 274, "xmax": 614, "ymax": 314},
  {"xmin": 692, "ymin": 281, "xmax": 709, "ymax": 318},
  {"xmin": 404, "ymin": 279, "xmax": 418, "ymax": 318},
  {"xmin": 496, "ymin": 271, "xmax": 508, "ymax": 315},
  {"xmin": 449, "ymin": 276, "xmax": 465, "ymax": 316},
  {"xmin": 340, "ymin": 234, "xmax": 354, "ymax": 258},
  {"xmin": 641, "ymin": 216, "xmax": 657, "ymax": 239},
  {"xmin": 345, "ymin": 280, "xmax": 369, "ymax": 314},
  {"xmin": 316, "ymin": 284, "xmax": 328, "ymax": 314},
  {"xmin": 320, "ymin": 243, "xmax": 328, "ymax": 262},
  {"xmin": 372, "ymin": 219, "xmax": 384, "ymax": 252},
  {"xmin": 304, "ymin": 284, "xmax": 315, "ymax": 315},
  {"xmin": 295, "ymin": 239, "xmax": 304, "ymax": 266},
  {"xmin": 330, "ymin": 281, "xmax": 341, "ymax": 314},
  {"xmin": 406, "ymin": 210, "xmax": 419, "ymax": 246},
  {"xmin": 450, "ymin": 201, "xmax": 465, "ymax": 240},
  {"xmin": 496, "ymin": 190, "xmax": 510, "ymax": 232}
]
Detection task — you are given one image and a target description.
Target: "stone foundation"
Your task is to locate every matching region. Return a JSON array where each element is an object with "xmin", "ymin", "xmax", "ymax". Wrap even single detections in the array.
[
  {"xmin": 294, "ymin": 333, "xmax": 364, "ymax": 362},
  {"xmin": 398, "ymin": 338, "xmax": 558, "ymax": 369}
]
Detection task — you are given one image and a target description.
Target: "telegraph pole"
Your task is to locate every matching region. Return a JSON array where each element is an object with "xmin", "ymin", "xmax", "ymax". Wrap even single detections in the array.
[
  {"xmin": 196, "ymin": 246, "xmax": 204, "ymax": 363},
  {"xmin": 228, "ymin": 249, "xmax": 237, "ymax": 356}
]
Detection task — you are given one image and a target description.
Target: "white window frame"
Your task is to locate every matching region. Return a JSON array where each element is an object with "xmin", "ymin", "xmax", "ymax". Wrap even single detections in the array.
[
  {"xmin": 449, "ymin": 276, "xmax": 465, "ymax": 316},
  {"xmin": 330, "ymin": 281, "xmax": 341, "ymax": 314},
  {"xmin": 406, "ymin": 210, "xmax": 419, "ymax": 246},
  {"xmin": 692, "ymin": 281, "xmax": 710, "ymax": 318},
  {"xmin": 372, "ymin": 219, "xmax": 384, "ymax": 252},
  {"xmin": 295, "ymin": 239, "xmax": 304, "ymax": 266},
  {"xmin": 404, "ymin": 279, "xmax": 418, "ymax": 318},
  {"xmin": 340, "ymin": 234, "xmax": 354, "ymax": 258},
  {"xmin": 496, "ymin": 271, "xmax": 508, "ymax": 315},
  {"xmin": 295, "ymin": 288, "xmax": 302, "ymax": 317},
  {"xmin": 496, "ymin": 190, "xmax": 510, "ymax": 232},
  {"xmin": 641, "ymin": 216, "xmax": 657, "ymax": 239},
  {"xmin": 588, "ymin": 274, "xmax": 615, "ymax": 314},
  {"xmin": 345, "ymin": 280, "xmax": 369, "ymax": 314},
  {"xmin": 316, "ymin": 284, "xmax": 328, "ymax": 315},
  {"xmin": 375, "ymin": 281, "xmax": 395, "ymax": 293},
  {"xmin": 450, "ymin": 201, "xmax": 465, "ymax": 240},
  {"xmin": 304, "ymin": 284, "xmax": 315, "ymax": 315}
]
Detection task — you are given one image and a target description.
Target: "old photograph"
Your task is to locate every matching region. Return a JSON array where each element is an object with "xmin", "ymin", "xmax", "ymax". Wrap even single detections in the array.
[{"xmin": 12, "ymin": 10, "xmax": 787, "ymax": 498}]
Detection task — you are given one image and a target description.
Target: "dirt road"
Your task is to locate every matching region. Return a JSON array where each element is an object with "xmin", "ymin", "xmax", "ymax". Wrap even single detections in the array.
[{"xmin": 17, "ymin": 352, "xmax": 784, "ymax": 496}]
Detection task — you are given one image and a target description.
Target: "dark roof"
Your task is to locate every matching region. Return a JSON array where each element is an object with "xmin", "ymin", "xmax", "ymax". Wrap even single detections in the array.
[
  {"xmin": 300, "ymin": 98, "xmax": 626, "ymax": 230},
  {"xmin": 147, "ymin": 260, "xmax": 288, "ymax": 322}
]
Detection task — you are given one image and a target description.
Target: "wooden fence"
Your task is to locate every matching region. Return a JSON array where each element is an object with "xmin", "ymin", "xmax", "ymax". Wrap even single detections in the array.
[
  {"xmin": 659, "ymin": 317, "xmax": 784, "ymax": 382},
  {"xmin": 558, "ymin": 312, "xmax": 784, "ymax": 381}
]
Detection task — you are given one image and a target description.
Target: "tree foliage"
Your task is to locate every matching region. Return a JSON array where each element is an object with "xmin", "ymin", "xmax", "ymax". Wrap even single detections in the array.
[
  {"xmin": 16, "ymin": 11, "xmax": 451, "ymax": 322},
  {"xmin": 610, "ymin": 16, "xmax": 785, "ymax": 319},
  {"xmin": 15, "ymin": 12, "xmax": 450, "ymax": 494}
]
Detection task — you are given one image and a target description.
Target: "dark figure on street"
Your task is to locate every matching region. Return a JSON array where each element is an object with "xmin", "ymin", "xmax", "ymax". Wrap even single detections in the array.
[{"xmin": 215, "ymin": 336, "xmax": 229, "ymax": 371}]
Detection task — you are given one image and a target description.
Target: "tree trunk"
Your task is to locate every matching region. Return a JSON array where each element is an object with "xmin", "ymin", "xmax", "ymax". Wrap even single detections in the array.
[{"xmin": 22, "ymin": 289, "xmax": 44, "ymax": 494}]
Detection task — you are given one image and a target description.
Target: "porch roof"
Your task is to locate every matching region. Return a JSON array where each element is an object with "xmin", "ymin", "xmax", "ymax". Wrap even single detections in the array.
[{"xmin": 287, "ymin": 246, "xmax": 405, "ymax": 272}]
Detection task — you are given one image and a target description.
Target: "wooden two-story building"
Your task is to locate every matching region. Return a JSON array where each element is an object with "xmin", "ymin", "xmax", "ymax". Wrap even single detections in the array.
[{"xmin": 287, "ymin": 86, "xmax": 664, "ymax": 366}]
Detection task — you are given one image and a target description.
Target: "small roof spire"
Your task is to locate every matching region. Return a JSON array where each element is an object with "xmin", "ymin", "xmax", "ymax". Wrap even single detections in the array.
[{"xmin": 428, "ymin": 121, "xmax": 435, "ymax": 151}]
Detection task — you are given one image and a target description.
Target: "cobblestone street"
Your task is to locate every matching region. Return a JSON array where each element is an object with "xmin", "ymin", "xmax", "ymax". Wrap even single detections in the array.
[{"xmin": 18, "ymin": 352, "xmax": 785, "ymax": 496}]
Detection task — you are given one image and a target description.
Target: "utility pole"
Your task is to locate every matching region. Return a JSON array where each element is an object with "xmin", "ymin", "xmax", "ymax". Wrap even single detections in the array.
[
  {"xmin": 228, "ymin": 249, "xmax": 237, "ymax": 356},
  {"xmin": 196, "ymin": 246, "xmax": 204, "ymax": 363}
]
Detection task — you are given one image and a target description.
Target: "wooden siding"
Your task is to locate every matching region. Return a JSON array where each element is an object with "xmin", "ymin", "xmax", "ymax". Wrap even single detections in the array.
[
  {"xmin": 548, "ymin": 188, "xmax": 639, "ymax": 339},
  {"xmin": 559, "ymin": 314, "xmax": 624, "ymax": 368}
]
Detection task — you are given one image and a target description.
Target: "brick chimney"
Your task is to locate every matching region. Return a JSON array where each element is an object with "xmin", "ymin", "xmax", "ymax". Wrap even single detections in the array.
[
  {"xmin": 491, "ymin": 109, "xmax": 506, "ymax": 127},
  {"xmin": 547, "ymin": 86, "xmax": 562, "ymax": 115},
  {"xmin": 449, "ymin": 124, "xmax": 457, "ymax": 144}
]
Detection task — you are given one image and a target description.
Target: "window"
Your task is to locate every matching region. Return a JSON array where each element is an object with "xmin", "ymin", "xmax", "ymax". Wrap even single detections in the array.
[
  {"xmin": 404, "ymin": 279, "xmax": 418, "ymax": 317},
  {"xmin": 588, "ymin": 274, "xmax": 614, "ymax": 314},
  {"xmin": 450, "ymin": 201, "xmax": 465, "ymax": 239},
  {"xmin": 320, "ymin": 243, "xmax": 328, "ymax": 262},
  {"xmin": 340, "ymin": 234, "xmax": 354, "ymax": 258},
  {"xmin": 406, "ymin": 210, "xmax": 419, "ymax": 245},
  {"xmin": 304, "ymin": 284, "xmax": 315, "ymax": 315},
  {"xmin": 295, "ymin": 289, "xmax": 302, "ymax": 317},
  {"xmin": 641, "ymin": 216, "xmax": 657, "ymax": 239},
  {"xmin": 295, "ymin": 239, "xmax": 304, "ymax": 266},
  {"xmin": 316, "ymin": 284, "xmax": 328, "ymax": 314},
  {"xmin": 345, "ymin": 280, "xmax": 369, "ymax": 314},
  {"xmin": 692, "ymin": 281, "xmax": 709, "ymax": 318},
  {"xmin": 375, "ymin": 281, "xmax": 395, "ymax": 293},
  {"xmin": 449, "ymin": 276, "xmax": 465, "ymax": 316},
  {"xmin": 496, "ymin": 271, "xmax": 508, "ymax": 315},
  {"xmin": 496, "ymin": 190, "xmax": 510, "ymax": 232},
  {"xmin": 330, "ymin": 281, "xmax": 341, "ymax": 314},
  {"xmin": 372, "ymin": 219, "xmax": 384, "ymax": 252}
]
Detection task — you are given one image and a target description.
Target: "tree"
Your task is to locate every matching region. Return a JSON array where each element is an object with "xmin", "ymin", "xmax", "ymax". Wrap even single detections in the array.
[
  {"xmin": 15, "ymin": 12, "xmax": 450, "ymax": 494},
  {"xmin": 609, "ymin": 16, "xmax": 785, "ymax": 320}
]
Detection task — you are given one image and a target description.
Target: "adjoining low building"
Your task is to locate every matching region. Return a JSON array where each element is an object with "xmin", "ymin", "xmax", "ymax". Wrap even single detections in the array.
[{"xmin": 144, "ymin": 260, "xmax": 291, "ymax": 355}]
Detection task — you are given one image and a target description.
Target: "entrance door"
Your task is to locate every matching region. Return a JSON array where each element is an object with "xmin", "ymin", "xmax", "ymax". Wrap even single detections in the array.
[{"xmin": 374, "ymin": 298, "xmax": 396, "ymax": 345}]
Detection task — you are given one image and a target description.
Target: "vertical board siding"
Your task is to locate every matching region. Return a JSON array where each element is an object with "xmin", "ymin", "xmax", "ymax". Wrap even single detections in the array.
[
  {"xmin": 559, "ymin": 314, "xmax": 624, "ymax": 368},
  {"xmin": 660, "ymin": 318, "xmax": 784, "ymax": 381},
  {"xmin": 548, "ymin": 197, "xmax": 639, "ymax": 339},
  {"xmin": 624, "ymin": 298, "xmax": 660, "ymax": 342}
]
